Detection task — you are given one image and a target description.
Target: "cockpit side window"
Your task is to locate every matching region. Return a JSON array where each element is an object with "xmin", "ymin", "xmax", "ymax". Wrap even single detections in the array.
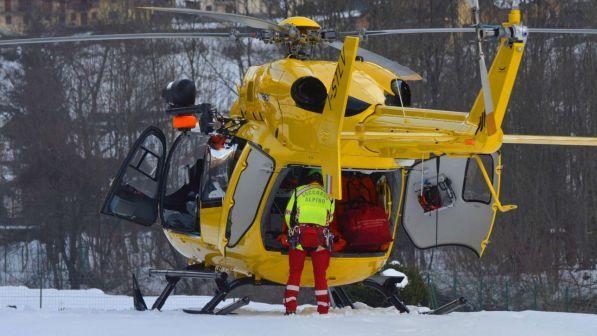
[{"xmin": 201, "ymin": 144, "xmax": 237, "ymax": 205}]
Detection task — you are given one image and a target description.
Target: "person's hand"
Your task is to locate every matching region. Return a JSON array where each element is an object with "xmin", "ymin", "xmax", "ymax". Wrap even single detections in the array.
[{"xmin": 277, "ymin": 234, "xmax": 290, "ymax": 248}]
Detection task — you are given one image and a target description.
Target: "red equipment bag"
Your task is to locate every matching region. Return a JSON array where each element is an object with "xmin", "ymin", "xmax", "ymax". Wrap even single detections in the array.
[
  {"xmin": 340, "ymin": 175, "xmax": 393, "ymax": 252},
  {"xmin": 343, "ymin": 204, "xmax": 393, "ymax": 251},
  {"xmin": 342, "ymin": 175, "xmax": 377, "ymax": 203}
]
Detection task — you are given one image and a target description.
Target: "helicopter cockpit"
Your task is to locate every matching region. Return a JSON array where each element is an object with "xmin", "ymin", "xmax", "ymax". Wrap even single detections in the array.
[{"xmin": 160, "ymin": 133, "xmax": 245, "ymax": 235}]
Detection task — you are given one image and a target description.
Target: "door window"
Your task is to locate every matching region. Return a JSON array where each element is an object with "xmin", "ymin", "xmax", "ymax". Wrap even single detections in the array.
[
  {"xmin": 100, "ymin": 127, "xmax": 166, "ymax": 226},
  {"xmin": 226, "ymin": 144, "xmax": 274, "ymax": 247},
  {"xmin": 160, "ymin": 132, "xmax": 207, "ymax": 233},
  {"xmin": 462, "ymin": 155, "xmax": 493, "ymax": 204}
]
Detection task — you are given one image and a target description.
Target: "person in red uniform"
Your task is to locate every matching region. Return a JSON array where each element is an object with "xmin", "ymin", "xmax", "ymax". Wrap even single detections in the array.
[{"xmin": 283, "ymin": 169, "xmax": 335, "ymax": 315}]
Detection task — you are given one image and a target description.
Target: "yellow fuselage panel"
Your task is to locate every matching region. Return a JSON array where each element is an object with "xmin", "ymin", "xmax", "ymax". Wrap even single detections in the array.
[
  {"xmin": 234, "ymin": 59, "xmax": 389, "ymax": 145},
  {"xmin": 254, "ymin": 252, "xmax": 388, "ymax": 286}
]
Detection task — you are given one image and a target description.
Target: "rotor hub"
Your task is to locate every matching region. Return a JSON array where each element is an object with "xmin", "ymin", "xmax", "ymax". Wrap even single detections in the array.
[{"xmin": 278, "ymin": 16, "xmax": 321, "ymax": 32}]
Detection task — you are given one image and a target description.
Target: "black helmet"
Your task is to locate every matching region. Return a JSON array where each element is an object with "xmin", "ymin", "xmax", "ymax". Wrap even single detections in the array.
[{"xmin": 306, "ymin": 168, "xmax": 323, "ymax": 183}]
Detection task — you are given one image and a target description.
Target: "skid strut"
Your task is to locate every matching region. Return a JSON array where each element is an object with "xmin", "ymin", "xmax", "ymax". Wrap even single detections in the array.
[
  {"xmin": 330, "ymin": 286, "xmax": 355, "ymax": 309},
  {"xmin": 362, "ymin": 278, "xmax": 410, "ymax": 313},
  {"xmin": 132, "ymin": 273, "xmax": 148, "ymax": 311},
  {"xmin": 132, "ymin": 267, "xmax": 276, "ymax": 315}
]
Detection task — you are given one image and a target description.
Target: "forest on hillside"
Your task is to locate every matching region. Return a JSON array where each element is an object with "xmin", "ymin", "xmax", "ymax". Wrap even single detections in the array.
[{"xmin": 0, "ymin": 0, "xmax": 595, "ymax": 312}]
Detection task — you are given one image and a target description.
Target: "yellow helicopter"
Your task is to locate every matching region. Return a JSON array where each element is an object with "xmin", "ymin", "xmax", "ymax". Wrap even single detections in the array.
[{"xmin": 2, "ymin": 2, "xmax": 596, "ymax": 315}]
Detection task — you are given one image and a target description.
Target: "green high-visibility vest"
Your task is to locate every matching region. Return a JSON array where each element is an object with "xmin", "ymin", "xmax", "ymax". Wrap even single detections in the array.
[{"xmin": 285, "ymin": 183, "xmax": 335, "ymax": 228}]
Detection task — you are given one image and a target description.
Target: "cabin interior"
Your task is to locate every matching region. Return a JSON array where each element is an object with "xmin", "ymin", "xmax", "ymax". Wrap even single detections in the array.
[{"xmin": 261, "ymin": 166, "xmax": 401, "ymax": 255}]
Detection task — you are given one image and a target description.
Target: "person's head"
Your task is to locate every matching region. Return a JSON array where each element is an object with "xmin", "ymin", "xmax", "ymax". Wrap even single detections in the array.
[{"xmin": 306, "ymin": 168, "xmax": 323, "ymax": 185}]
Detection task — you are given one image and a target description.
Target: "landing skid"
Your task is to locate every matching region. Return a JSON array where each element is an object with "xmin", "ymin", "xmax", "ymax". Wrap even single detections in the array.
[
  {"xmin": 420, "ymin": 297, "xmax": 468, "ymax": 315},
  {"xmin": 183, "ymin": 297, "xmax": 251, "ymax": 315},
  {"xmin": 361, "ymin": 276, "xmax": 467, "ymax": 315}
]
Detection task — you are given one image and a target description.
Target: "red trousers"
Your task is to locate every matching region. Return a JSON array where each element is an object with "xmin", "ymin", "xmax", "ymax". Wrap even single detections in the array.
[{"xmin": 284, "ymin": 248, "xmax": 331, "ymax": 314}]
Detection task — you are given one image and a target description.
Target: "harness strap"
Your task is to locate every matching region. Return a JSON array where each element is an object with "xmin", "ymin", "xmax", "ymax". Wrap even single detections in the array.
[{"xmin": 289, "ymin": 187, "xmax": 298, "ymax": 229}]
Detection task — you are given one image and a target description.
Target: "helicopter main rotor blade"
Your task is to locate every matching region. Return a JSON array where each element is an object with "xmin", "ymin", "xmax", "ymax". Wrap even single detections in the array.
[
  {"xmin": 139, "ymin": 7, "xmax": 284, "ymax": 32},
  {"xmin": 527, "ymin": 28, "xmax": 597, "ymax": 35},
  {"xmin": 343, "ymin": 27, "xmax": 597, "ymax": 37},
  {"xmin": 352, "ymin": 27, "xmax": 476, "ymax": 36},
  {"xmin": 503, "ymin": 135, "xmax": 597, "ymax": 147},
  {"xmin": 326, "ymin": 41, "xmax": 422, "ymax": 81},
  {"xmin": 0, "ymin": 32, "xmax": 250, "ymax": 47}
]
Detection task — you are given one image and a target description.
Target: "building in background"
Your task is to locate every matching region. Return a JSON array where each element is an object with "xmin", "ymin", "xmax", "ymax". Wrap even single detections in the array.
[
  {"xmin": 184, "ymin": 0, "xmax": 281, "ymax": 16},
  {"xmin": 0, "ymin": 0, "xmax": 175, "ymax": 34},
  {"xmin": 0, "ymin": 0, "xmax": 317, "ymax": 34}
]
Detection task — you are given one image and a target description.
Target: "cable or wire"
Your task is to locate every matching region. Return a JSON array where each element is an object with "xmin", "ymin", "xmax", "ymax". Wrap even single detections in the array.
[
  {"xmin": 428, "ymin": 156, "xmax": 440, "ymax": 271},
  {"xmin": 396, "ymin": 82, "xmax": 408, "ymax": 122},
  {"xmin": 420, "ymin": 155, "xmax": 424, "ymax": 197}
]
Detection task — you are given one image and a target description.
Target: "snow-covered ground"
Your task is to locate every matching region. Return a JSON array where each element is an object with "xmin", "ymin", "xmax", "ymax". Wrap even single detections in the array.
[{"xmin": 1, "ymin": 286, "xmax": 596, "ymax": 336}]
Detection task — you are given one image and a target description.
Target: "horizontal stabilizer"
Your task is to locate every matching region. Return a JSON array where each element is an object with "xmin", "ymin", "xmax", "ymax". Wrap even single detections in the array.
[{"xmin": 503, "ymin": 135, "xmax": 597, "ymax": 147}]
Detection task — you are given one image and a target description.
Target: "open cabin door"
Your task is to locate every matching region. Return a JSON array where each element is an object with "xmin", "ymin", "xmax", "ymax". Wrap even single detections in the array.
[
  {"xmin": 223, "ymin": 143, "xmax": 275, "ymax": 249},
  {"xmin": 101, "ymin": 126, "xmax": 166, "ymax": 226},
  {"xmin": 403, "ymin": 153, "xmax": 500, "ymax": 256},
  {"xmin": 160, "ymin": 132, "xmax": 207, "ymax": 233}
]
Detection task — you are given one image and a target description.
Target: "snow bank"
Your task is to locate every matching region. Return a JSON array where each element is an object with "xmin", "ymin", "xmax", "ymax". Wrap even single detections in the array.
[{"xmin": 381, "ymin": 268, "xmax": 409, "ymax": 288}]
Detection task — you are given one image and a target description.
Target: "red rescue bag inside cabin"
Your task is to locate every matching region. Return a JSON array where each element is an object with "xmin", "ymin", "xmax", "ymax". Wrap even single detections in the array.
[
  {"xmin": 343, "ymin": 204, "xmax": 393, "ymax": 251},
  {"xmin": 340, "ymin": 175, "xmax": 393, "ymax": 252}
]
